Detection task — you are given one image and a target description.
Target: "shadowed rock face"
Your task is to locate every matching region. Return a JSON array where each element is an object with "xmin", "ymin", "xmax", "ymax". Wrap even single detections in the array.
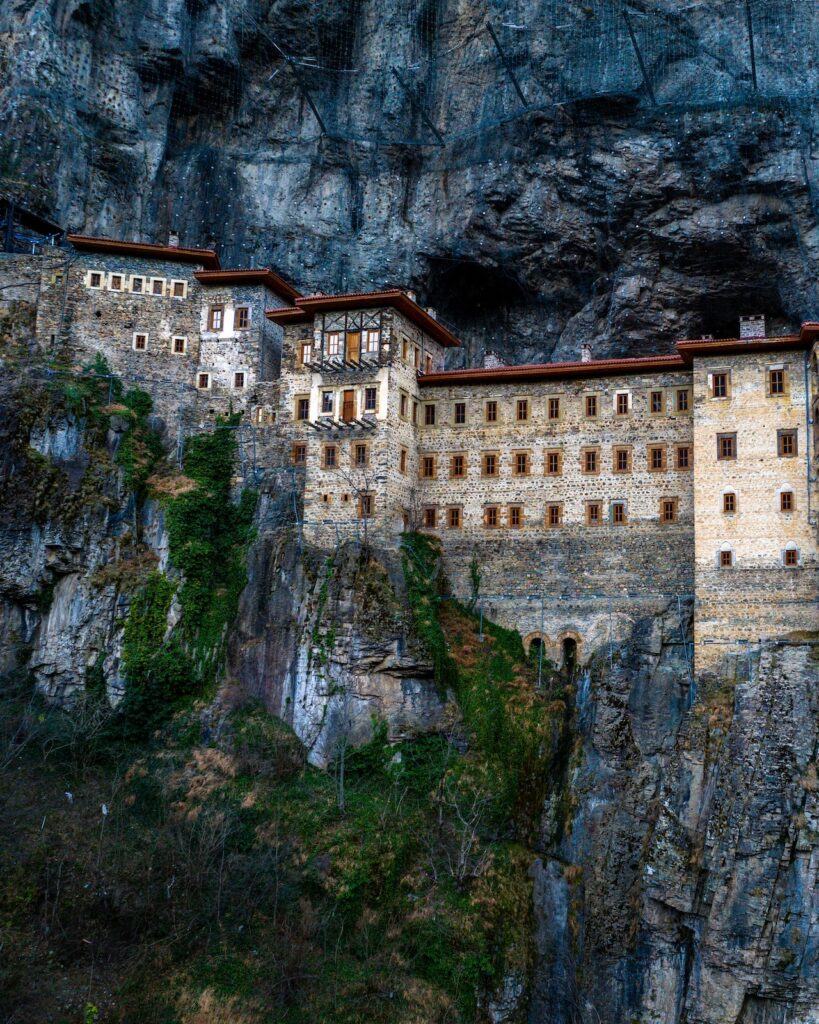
[{"xmin": 2, "ymin": 1, "xmax": 819, "ymax": 363}]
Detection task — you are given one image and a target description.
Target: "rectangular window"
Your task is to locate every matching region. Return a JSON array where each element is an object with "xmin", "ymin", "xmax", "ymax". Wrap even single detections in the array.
[
  {"xmin": 675, "ymin": 445, "xmax": 692, "ymax": 470},
  {"xmin": 400, "ymin": 448, "xmax": 408, "ymax": 475},
  {"xmin": 235, "ymin": 306, "xmax": 250, "ymax": 329},
  {"xmin": 233, "ymin": 371, "xmax": 246, "ymax": 388},
  {"xmin": 399, "ymin": 392, "xmax": 408, "ymax": 419},
  {"xmin": 513, "ymin": 451, "xmax": 530, "ymax": 476},
  {"xmin": 711, "ymin": 372, "xmax": 729, "ymax": 399},
  {"xmin": 208, "ymin": 305, "xmax": 224, "ymax": 330},
  {"xmin": 720, "ymin": 549, "xmax": 733, "ymax": 568},
  {"xmin": 648, "ymin": 445, "xmax": 667, "ymax": 471},
  {"xmin": 545, "ymin": 450, "xmax": 562, "ymax": 476},
  {"xmin": 425, "ymin": 354, "xmax": 433, "ymax": 374},
  {"xmin": 582, "ymin": 448, "xmax": 599, "ymax": 474},
  {"xmin": 485, "ymin": 400, "xmax": 498, "ymax": 423},
  {"xmin": 447, "ymin": 507, "xmax": 462, "ymax": 529},
  {"xmin": 364, "ymin": 329, "xmax": 380, "ymax": 353},
  {"xmin": 548, "ymin": 397, "xmax": 561, "ymax": 420},
  {"xmin": 545, "ymin": 503, "xmax": 563, "ymax": 528},
  {"xmin": 717, "ymin": 433, "xmax": 737, "ymax": 460},
  {"xmin": 484, "ymin": 506, "xmax": 500, "ymax": 529},
  {"xmin": 482, "ymin": 452, "xmax": 499, "ymax": 477},
  {"xmin": 401, "ymin": 337, "xmax": 409, "ymax": 361},
  {"xmin": 89, "ymin": 272, "xmax": 103, "ymax": 288},
  {"xmin": 424, "ymin": 403, "xmax": 436, "ymax": 426},
  {"xmin": 299, "ymin": 342, "xmax": 312, "ymax": 366},
  {"xmin": 585, "ymin": 502, "xmax": 602, "ymax": 526},
  {"xmin": 326, "ymin": 332, "xmax": 341, "ymax": 357},
  {"xmin": 768, "ymin": 368, "xmax": 785, "ymax": 395},
  {"xmin": 611, "ymin": 502, "xmax": 627, "ymax": 525},
  {"xmin": 172, "ymin": 336, "xmax": 186, "ymax": 354},
  {"xmin": 359, "ymin": 493, "xmax": 374, "ymax": 518},
  {"xmin": 454, "ymin": 401, "xmax": 466, "ymax": 425},
  {"xmin": 364, "ymin": 387, "xmax": 377, "ymax": 413},
  {"xmin": 784, "ymin": 548, "xmax": 799, "ymax": 566},
  {"xmin": 676, "ymin": 389, "xmax": 690, "ymax": 412},
  {"xmin": 292, "ymin": 443, "xmax": 307, "ymax": 465},
  {"xmin": 109, "ymin": 273, "xmax": 123, "ymax": 291},
  {"xmin": 516, "ymin": 398, "xmax": 529, "ymax": 422},
  {"xmin": 777, "ymin": 430, "xmax": 797, "ymax": 458},
  {"xmin": 723, "ymin": 492, "xmax": 736, "ymax": 514},
  {"xmin": 450, "ymin": 454, "xmax": 466, "ymax": 479},
  {"xmin": 171, "ymin": 280, "xmax": 186, "ymax": 298},
  {"xmin": 780, "ymin": 491, "xmax": 794, "ymax": 512},
  {"xmin": 414, "ymin": 347, "xmax": 420, "ymax": 369},
  {"xmin": 420, "ymin": 455, "xmax": 436, "ymax": 479},
  {"xmin": 661, "ymin": 498, "xmax": 678, "ymax": 523},
  {"xmin": 321, "ymin": 391, "xmax": 334, "ymax": 414},
  {"xmin": 322, "ymin": 446, "xmax": 337, "ymax": 470},
  {"xmin": 508, "ymin": 505, "xmax": 524, "ymax": 529},
  {"xmin": 613, "ymin": 447, "xmax": 632, "ymax": 473},
  {"xmin": 130, "ymin": 276, "xmax": 143, "ymax": 293},
  {"xmin": 133, "ymin": 332, "xmax": 148, "ymax": 351},
  {"xmin": 650, "ymin": 390, "xmax": 664, "ymax": 414},
  {"xmin": 296, "ymin": 396, "xmax": 310, "ymax": 421},
  {"xmin": 412, "ymin": 402, "xmax": 418, "ymax": 425},
  {"xmin": 151, "ymin": 278, "xmax": 165, "ymax": 296},
  {"xmin": 585, "ymin": 395, "xmax": 598, "ymax": 418},
  {"xmin": 353, "ymin": 443, "xmax": 369, "ymax": 467},
  {"xmin": 616, "ymin": 393, "xmax": 629, "ymax": 416},
  {"xmin": 197, "ymin": 372, "xmax": 211, "ymax": 390},
  {"xmin": 423, "ymin": 508, "xmax": 437, "ymax": 529}
]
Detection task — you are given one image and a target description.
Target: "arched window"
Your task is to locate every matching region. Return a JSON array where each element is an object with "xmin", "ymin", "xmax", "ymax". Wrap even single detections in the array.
[{"xmin": 783, "ymin": 543, "xmax": 799, "ymax": 567}]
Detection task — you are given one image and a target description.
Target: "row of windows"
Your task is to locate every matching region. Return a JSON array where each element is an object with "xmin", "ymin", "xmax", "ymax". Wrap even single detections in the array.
[
  {"xmin": 708, "ymin": 368, "xmax": 792, "ymax": 399},
  {"xmin": 419, "ymin": 498, "xmax": 681, "ymax": 530},
  {"xmin": 294, "ymin": 387, "xmax": 379, "ymax": 421},
  {"xmin": 298, "ymin": 329, "xmax": 381, "ymax": 366},
  {"xmin": 86, "ymin": 271, "xmax": 188, "ymax": 298},
  {"xmin": 415, "ymin": 444, "xmax": 693, "ymax": 479},
  {"xmin": 207, "ymin": 305, "xmax": 252, "ymax": 332},
  {"xmin": 716, "ymin": 430, "xmax": 798, "ymax": 460},
  {"xmin": 720, "ymin": 490, "xmax": 797, "ymax": 514},
  {"xmin": 196, "ymin": 371, "xmax": 248, "ymax": 390},
  {"xmin": 292, "ymin": 441, "xmax": 371, "ymax": 468},
  {"xmin": 132, "ymin": 332, "xmax": 189, "ymax": 354},
  {"xmin": 409, "ymin": 388, "xmax": 692, "ymax": 426},
  {"xmin": 716, "ymin": 544, "xmax": 802, "ymax": 568}
]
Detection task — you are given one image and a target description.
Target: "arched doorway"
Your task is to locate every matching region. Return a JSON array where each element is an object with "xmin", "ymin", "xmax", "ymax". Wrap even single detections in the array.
[{"xmin": 560, "ymin": 635, "xmax": 580, "ymax": 678}]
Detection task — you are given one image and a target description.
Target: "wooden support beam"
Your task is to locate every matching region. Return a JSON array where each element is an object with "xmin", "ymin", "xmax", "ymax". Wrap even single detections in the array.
[
  {"xmin": 486, "ymin": 21, "xmax": 527, "ymax": 106},
  {"xmin": 392, "ymin": 68, "xmax": 445, "ymax": 146},
  {"xmin": 622, "ymin": 6, "xmax": 656, "ymax": 107}
]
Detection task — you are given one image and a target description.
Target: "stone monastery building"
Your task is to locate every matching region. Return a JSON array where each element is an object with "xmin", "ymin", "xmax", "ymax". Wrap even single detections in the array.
[{"xmin": 15, "ymin": 234, "xmax": 819, "ymax": 677}]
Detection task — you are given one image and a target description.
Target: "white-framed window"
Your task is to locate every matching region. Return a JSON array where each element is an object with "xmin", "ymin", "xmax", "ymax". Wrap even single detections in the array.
[
  {"xmin": 87, "ymin": 270, "xmax": 104, "ymax": 289},
  {"xmin": 150, "ymin": 277, "xmax": 166, "ymax": 297},
  {"xmin": 196, "ymin": 371, "xmax": 212, "ymax": 390},
  {"xmin": 130, "ymin": 275, "xmax": 145, "ymax": 294},
  {"xmin": 364, "ymin": 329, "xmax": 380, "ymax": 354},
  {"xmin": 132, "ymin": 332, "xmax": 148, "ymax": 351},
  {"xmin": 170, "ymin": 279, "xmax": 187, "ymax": 299},
  {"xmin": 108, "ymin": 272, "xmax": 124, "ymax": 291},
  {"xmin": 171, "ymin": 336, "xmax": 187, "ymax": 355},
  {"xmin": 233, "ymin": 371, "xmax": 247, "ymax": 389}
]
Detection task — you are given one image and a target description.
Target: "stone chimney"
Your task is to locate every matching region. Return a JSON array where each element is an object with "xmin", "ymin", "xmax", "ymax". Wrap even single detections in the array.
[
  {"xmin": 580, "ymin": 342, "xmax": 592, "ymax": 363},
  {"xmin": 425, "ymin": 307, "xmax": 438, "ymax": 320},
  {"xmin": 739, "ymin": 314, "xmax": 766, "ymax": 339},
  {"xmin": 405, "ymin": 289, "xmax": 417, "ymax": 303},
  {"xmin": 168, "ymin": 229, "xmax": 180, "ymax": 248},
  {"xmin": 482, "ymin": 350, "xmax": 508, "ymax": 369}
]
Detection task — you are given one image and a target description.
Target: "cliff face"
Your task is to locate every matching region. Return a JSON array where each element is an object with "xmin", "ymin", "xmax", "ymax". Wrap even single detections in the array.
[{"xmin": 3, "ymin": 0, "xmax": 819, "ymax": 364}]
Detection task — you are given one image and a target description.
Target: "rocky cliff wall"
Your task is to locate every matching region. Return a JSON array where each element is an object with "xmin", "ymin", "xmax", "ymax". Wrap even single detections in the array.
[{"xmin": 3, "ymin": 1, "xmax": 819, "ymax": 363}]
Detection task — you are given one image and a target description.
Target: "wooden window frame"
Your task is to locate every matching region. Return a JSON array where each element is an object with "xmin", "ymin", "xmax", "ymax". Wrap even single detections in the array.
[
  {"xmin": 615, "ymin": 392, "xmax": 630, "ymax": 416},
  {"xmin": 132, "ymin": 332, "xmax": 148, "ymax": 352},
  {"xmin": 512, "ymin": 451, "xmax": 531, "ymax": 477},
  {"xmin": 516, "ymin": 398, "xmax": 529, "ymax": 422},
  {"xmin": 716, "ymin": 433, "xmax": 737, "ymax": 461},
  {"xmin": 399, "ymin": 447, "xmax": 408, "ymax": 475},
  {"xmin": 150, "ymin": 277, "xmax": 166, "ymax": 297},
  {"xmin": 322, "ymin": 445, "xmax": 338, "ymax": 470},
  {"xmin": 650, "ymin": 390, "xmax": 665, "ymax": 415},
  {"xmin": 482, "ymin": 452, "xmax": 499, "ymax": 477},
  {"xmin": 450, "ymin": 453, "xmax": 467, "ymax": 479},
  {"xmin": 584, "ymin": 394, "xmax": 599, "ymax": 419},
  {"xmin": 780, "ymin": 490, "xmax": 795, "ymax": 513},
  {"xmin": 611, "ymin": 501, "xmax": 627, "ymax": 526},
  {"xmin": 358, "ymin": 493, "xmax": 374, "ymax": 519},
  {"xmin": 363, "ymin": 329, "xmax": 380, "ymax": 354},
  {"xmin": 208, "ymin": 304, "xmax": 225, "ymax": 331},
  {"xmin": 298, "ymin": 341, "xmax": 313, "ymax": 366},
  {"xmin": 320, "ymin": 390, "xmax": 335, "ymax": 416},
  {"xmin": 422, "ymin": 507, "xmax": 437, "ymax": 529},
  {"xmin": 581, "ymin": 447, "xmax": 601, "ymax": 475},
  {"xmin": 767, "ymin": 368, "xmax": 787, "ymax": 396},
  {"xmin": 453, "ymin": 401, "xmax": 467, "ymax": 426},
  {"xmin": 648, "ymin": 445, "xmax": 667, "ymax": 472},
  {"xmin": 109, "ymin": 272, "xmax": 123, "ymax": 292},
  {"xmin": 545, "ymin": 503, "xmax": 563, "ymax": 529},
  {"xmin": 399, "ymin": 391, "xmax": 409, "ymax": 420},
  {"xmin": 547, "ymin": 396, "xmax": 561, "ymax": 421},
  {"xmin": 363, "ymin": 386, "xmax": 378, "ymax": 413},
  {"xmin": 292, "ymin": 443, "xmax": 307, "ymax": 466},
  {"xmin": 295, "ymin": 395, "xmax": 310, "ymax": 421},
  {"xmin": 660, "ymin": 497, "xmax": 678, "ymax": 524},
  {"xmin": 423, "ymin": 403, "xmax": 436, "ymax": 426},
  {"xmin": 585, "ymin": 501, "xmax": 602, "ymax": 527},
  {"xmin": 326, "ymin": 331, "xmax": 341, "ymax": 357},
  {"xmin": 613, "ymin": 446, "xmax": 632, "ymax": 474},
  {"xmin": 676, "ymin": 388, "xmax": 690, "ymax": 413},
  {"xmin": 485, "ymin": 400, "xmax": 498, "ymax": 423},
  {"xmin": 508, "ymin": 505, "xmax": 524, "ymax": 529},
  {"xmin": 545, "ymin": 449, "xmax": 563, "ymax": 476},
  {"xmin": 171, "ymin": 336, "xmax": 187, "ymax": 355},
  {"xmin": 171, "ymin": 279, "xmax": 187, "ymax": 299},
  {"xmin": 783, "ymin": 546, "xmax": 799, "ymax": 567},
  {"xmin": 675, "ymin": 444, "xmax": 692, "ymax": 470},
  {"xmin": 420, "ymin": 454, "xmax": 437, "ymax": 480},
  {"xmin": 483, "ymin": 505, "xmax": 500, "ymax": 529},
  {"xmin": 129, "ymin": 275, "xmax": 144, "ymax": 294},
  {"xmin": 352, "ymin": 442, "xmax": 370, "ymax": 468},
  {"xmin": 719, "ymin": 548, "xmax": 733, "ymax": 568},
  {"xmin": 233, "ymin": 371, "xmax": 246, "ymax": 389},
  {"xmin": 710, "ymin": 371, "xmax": 730, "ymax": 400},
  {"xmin": 447, "ymin": 507, "xmax": 463, "ymax": 530},
  {"xmin": 197, "ymin": 372, "xmax": 211, "ymax": 390},
  {"xmin": 722, "ymin": 492, "xmax": 736, "ymax": 514},
  {"xmin": 88, "ymin": 271, "xmax": 104, "ymax": 289},
  {"xmin": 777, "ymin": 429, "xmax": 797, "ymax": 458},
  {"xmin": 234, "ymin": 305, "xmax": 251, "ymax": 330}
]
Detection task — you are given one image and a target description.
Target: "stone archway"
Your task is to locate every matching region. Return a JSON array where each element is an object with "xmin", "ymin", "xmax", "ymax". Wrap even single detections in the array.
[
  {"xmin": 555, "ymin": 630, "xmax": 583, "ymax": 675},
  {"xmin": 523, "ymin": 631, "xmax": 549, "ymax": 656}
]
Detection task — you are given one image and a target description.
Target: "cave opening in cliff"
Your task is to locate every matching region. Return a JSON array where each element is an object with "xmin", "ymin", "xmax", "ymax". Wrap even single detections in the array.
[
  {"xmin": 424, "ymin": 256, "xmax": 530, "ymax": 323},
  {"xmin": 695, "ymin": 283, "xmax": 788, "ymax": 340}
]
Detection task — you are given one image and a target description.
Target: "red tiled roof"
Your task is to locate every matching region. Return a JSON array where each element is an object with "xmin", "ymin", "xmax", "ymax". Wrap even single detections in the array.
[
  {"xmin": 419, "ymin": 353, "xmax": 686, "ymax": 386},
  {"xmin": 676, "ymin": 333, "xmax": 809, "ymax": 364},
  {"xmin": 266, "ymin": 290, "xmax": 462, "ymax": 348},
  {"xmin": 194, "ymin": 268, "xmax": 299, "ymax": 302},
  {"xmin": 67, "ymin": 234, "xmax": 221, "ymax": 269}
]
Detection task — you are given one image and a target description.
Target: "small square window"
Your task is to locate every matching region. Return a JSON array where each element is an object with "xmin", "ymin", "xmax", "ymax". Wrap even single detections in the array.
[
  {"xmin": 650, "ymin": 390, "xmax": 664, "ymax": 414},
  {"xmin": 208, "ymin": 305, "xmax": 224, "ymax": 330},
  {"xmin": 109, "ymin": 274, "xmax": 123, "ymax": 291},
  {"xmin": 233, "ymin": 371, "xmax": 246, "ymax": 388},
  {"xmin": 197, "ymin": 372, "xmax": 211, "ymax": 390},
  {"xmin": 585, "ymin": 395, "xmax": 598, "ymax": 418},
  {"xmin": 508, "ymin": 506, "xmax": 524, "ymax": 529},
  {"xmin": 723, "ymin": 492, "xmax": 736, "ymax": 514},
  {"xmin": 322, "ymin": 445, "xmax": 337, "ymax": 470},
  {"xmin": 484, "ymin": 506, "xmax": 500, "ymax": 529},
  {"xmin": 485, "ymin": 400, "xmax": 498, "ymax": 423},
  {"xmin": 172, "ymin": 336, "xmax": 186, "ymax": 354},
  {"xmin": 613, "ymin": 447, "xmax": 631, "ymax": 473},
  {"xmin": 513, "ymin": 451, "xmax": 530, "ymax": 476},
  {"xmin": 612, "ymin": 502, "xmax": 627, "ymax": 525},
  {"xmin": 454, "ymin": 401, "xmax": 466, "ymax": 425},
  {"xmin": 296, "ymin": 396, "xmax": 310, "ymax": 421},
  {"xmin": 364, "ymin": 387, "xmax": 378, "ymax": 413},
  {"xmin": 130, "ymin": 276, "xmax": 144, "ymax": 294},
  {"xmin": 235, "ymin": 306, "xmax": 250, "ymax": 329},
  {"xmin": 424, "ymin": 404, "xmax": 436, "ymax": 426},
  {"xmin": 151, "ymin": 278, "xmax": 165, "ymax": 296},
  {"xmin": 676, "ymin": 389, "xmax": 690, "ymax": 412},
  {"xmin": 447, "ymin": 507, "xmax": 462, "ymax": 529},
  {"xmin": 661, "ymin": 498, "xmax": 678, "ymax": 523},
  {"xmin": 450, "ymin": 454, "xmax": 466, "ymax": 479},
  {"xmin": 780, "ymin": 491, "xmax": 794, "ymax": 513},
  {"xmin": 616, "ymin": 393, "xmax": 629, "ymax": 416},
  {"xmin": 548, "ymin": 397, "xmax": 561, "ymax": 420},
  {"xmin": 89, "ymin": 272, "xmax": 103, "ymax": 288},
  {"xmin": 720, "ymin": 549, "xmax": 733, "ymax": 568},
  {"xmin": 516, "ymin": 399, "xmax": 529, "ymax": 421},
  {"xmin": 171, "ymin": 280, "xmax": 186, "ymax": 298},
  {"xmin": 133, "ymin": 332, "xmax": 148, "ymax": 351},
  {"xmin": 545, "ymin": 503, "xmax": 562, "ymax": 528},
  {"xmin": 423, "ymin": 507, "xmax": 437, "ymax": 529},
  {"xmin": 784, "ymin": 547, "xmax": 799, "ymax": 567},
  {"xmin": 420, "ymin": 455, "xmax": 436, "ymax": 479},
  {"xmin": 717, "ymin": 433, "xmax": 737, "ymax": 460},
  {"xmin": 586, "ymin": 502, "xmax": 602, "ymax": 526},
  {"xmin": 545, "ymin": 450, "xmax": 562, "ymax": 476},
  {"xmin": 675, "ymin": 445, "xmax": 692, "ymax": 470},
  {"xmin": 482, "ymin": 453, "xmax": 498, "ymax": 477},
  {"xmin": 648, "ymin": 445, "xmax": 667, "ymax": 471},
  {"xmin": 777, "ymin": 430, "xmax": 797, "ymax": 458},
  {"xmin": 292, "ymin": 443, "xmax": 307, "ymax": 465},
  {"xmin": 711, "ymin": 372, "xmax": 729, "ymax": 399}
]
